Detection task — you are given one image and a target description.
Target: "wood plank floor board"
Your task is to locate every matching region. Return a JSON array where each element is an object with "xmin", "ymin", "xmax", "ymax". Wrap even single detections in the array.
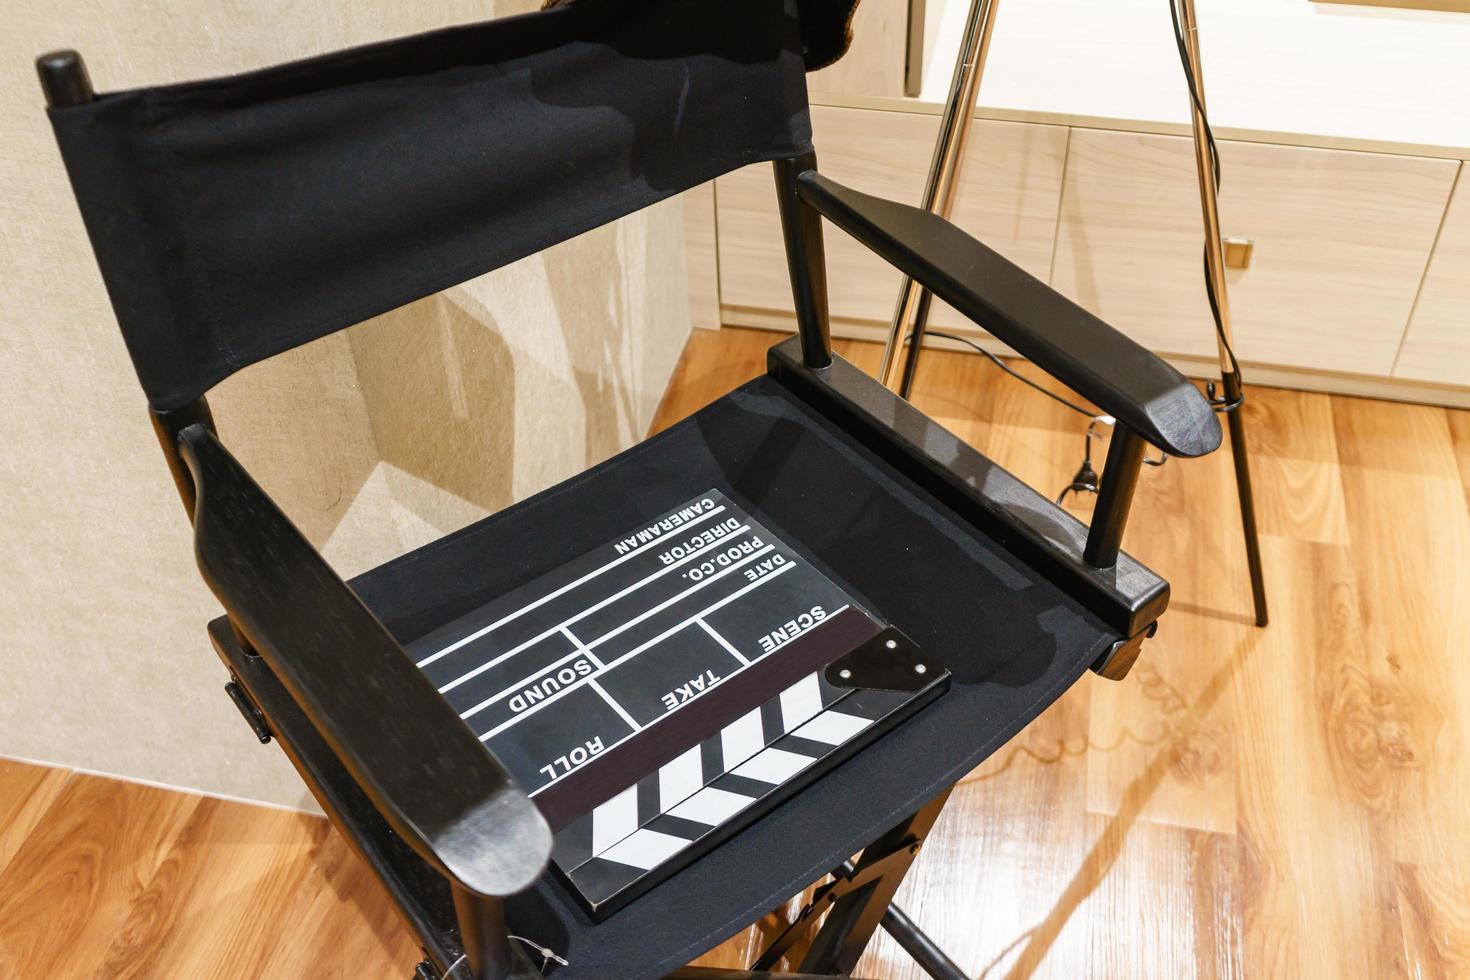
[
  {"xmin": 0, "ymin": 757, "xmax": 70, "ymax": 878},
  {"xmin": 1085, "ymin": 404, "xmax": 1247, "ymax": 838},
  {"xmin": 1229, "ymin": 537, "xmax": 1402, "ymax": 979},
  {"xmin": 1332, "ymin": 399, "xmax": 1470, "ymax": 846},
  {"xmin": 909, "ymin": 695, "xmax": 1096, "ymax": 979},
  {"xmin": 4, "ymin": 326, "xmax": 1469, "ymax": 978},
  {"xmin": 1331, "ymin": 397, "xmax": 1470, "ymax": 973},
  {"xmin": 1244, "ymin": 388, "xmax": 1352, "ymax": 546},
  {"xmin": 1447, "ymin": 408, "xmax": 1470, "ymax": 516},
  {"xmin": 93, "ymin": 799, "xmax": 332, "ymax": 979},
  {"xmin": 0, "ymin": 771, "xmax": 201, "ymax": 978},
  {"xmin": 253, "ymin": 829, "xmax": 426, "ymax": 979}
]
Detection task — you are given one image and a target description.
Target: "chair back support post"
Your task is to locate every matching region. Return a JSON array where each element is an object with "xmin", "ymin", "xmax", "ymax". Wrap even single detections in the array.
[
  {"xmin": 37, "ymin": 51, "xmax": 223, "ymax": 526},
  {"xmin": 150, "ymin": 398, "xmax": 218, "ymax": 518},
  {"xmin": 773, "ymin": 153, "xmax": 832, "ymax": 369},
  {"xmin": 37, "ymin": 49, "xmax": 93, "ymax": 109},
  {"xmin": 1083, "ymin": 425, "xmax": 1146, "ymax": 568}
]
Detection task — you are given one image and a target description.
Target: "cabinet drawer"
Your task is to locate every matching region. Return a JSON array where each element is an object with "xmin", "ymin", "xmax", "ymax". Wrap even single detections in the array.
[
  {"xmin": 1395, "ymin": 163, "xmax": 1470, "ymax": 386},
  {"xmin": 1050, "ymin": 130, "xmax": 1457, "ymax": 376}
]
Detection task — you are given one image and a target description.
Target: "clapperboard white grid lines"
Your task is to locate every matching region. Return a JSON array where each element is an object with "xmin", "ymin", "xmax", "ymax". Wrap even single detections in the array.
[
  {"xmin": 415, "ymin": 500, "xmax": 732, "ymax": 671},
  {"xmin": 437, "ymin": 516, "xmax": 758, "ymax": 696},
  {"xmin": 406, "ymin": 492, "xmax": 843, "ymax": 791},
  {"xmin": 477, "ymin": 561, "xmax": 805, "ymax": 747}
]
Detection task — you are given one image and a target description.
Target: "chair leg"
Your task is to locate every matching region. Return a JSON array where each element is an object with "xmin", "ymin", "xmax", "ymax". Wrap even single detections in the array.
[
  {"xmin": 877, "ymin": 903, "xmax": 968, "ymax": 980},
  {"xmin": 798, "ymin": 788, "xmax": 952, "ymax": 975},
  {"xmin": 748, "ymin": 787, "xmax": 955, "ymax": 976}
]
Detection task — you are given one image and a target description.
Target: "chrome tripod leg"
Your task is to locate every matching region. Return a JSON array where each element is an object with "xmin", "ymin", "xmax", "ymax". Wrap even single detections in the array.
[
  {"xmin": 1178, "ymin": 0, "xmax": 1268, "ymax": 627},
  {"xmin": 877, "ymin": 0, "xmax": 1000, "ymax": 397}
]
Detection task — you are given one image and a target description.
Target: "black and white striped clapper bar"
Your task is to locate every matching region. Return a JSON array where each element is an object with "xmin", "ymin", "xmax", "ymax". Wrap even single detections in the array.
[{"xmin": 39, "ymin": 0, "xmax": 1221, "ymax": 975}]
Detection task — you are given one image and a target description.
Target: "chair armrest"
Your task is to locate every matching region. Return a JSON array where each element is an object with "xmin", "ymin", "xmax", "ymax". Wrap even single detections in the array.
[
  {"xmin": 177, "ymin": 425, "xmax": 551, "ymax": 898},
  {"xmin": 795, "ymin": 170, "xmax": 1222, "ymax": 459}
]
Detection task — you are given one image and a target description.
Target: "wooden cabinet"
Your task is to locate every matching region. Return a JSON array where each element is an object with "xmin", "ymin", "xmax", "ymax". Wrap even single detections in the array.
[
  {"xmin": 1051, "ymin": 130, "xmax": 1458, "ymax": 376},
  {"xmin": 693, "ymin": 101, "xmax": 1470, "ymax": 403},
  {"xmin": 807, "ymin": 0, "xmax": 922, "ymax": 99},
  {"xmin": 1395, "ymin": 163, "xmax": 1470, "ymax": 386}
]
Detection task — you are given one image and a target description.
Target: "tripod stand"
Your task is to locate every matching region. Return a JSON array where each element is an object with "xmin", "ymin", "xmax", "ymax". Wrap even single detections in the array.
[{"xmin": 878, "ymin": 0, "xmax": 1269, "ymax": 627}]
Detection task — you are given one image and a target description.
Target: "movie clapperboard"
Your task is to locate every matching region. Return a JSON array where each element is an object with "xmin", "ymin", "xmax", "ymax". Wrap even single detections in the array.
[{"xmin": 409, "ymin": 490, "xmax": 948, "ymax": 918}]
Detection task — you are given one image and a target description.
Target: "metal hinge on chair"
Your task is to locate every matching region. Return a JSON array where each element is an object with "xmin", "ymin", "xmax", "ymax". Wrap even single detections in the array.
[
  {"xmin": 1089, "ymin": 621, "xmax": 1158, "ymax": 681},
  {"xmin": 751, "ymin": 839, "xmax": 923, "ymax": 972},
  {"xmin": 225, "ymin": 678, "xmax": 272, "ymax": 743}
]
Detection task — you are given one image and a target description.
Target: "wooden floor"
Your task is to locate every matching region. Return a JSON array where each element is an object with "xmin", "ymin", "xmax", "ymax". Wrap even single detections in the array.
[{"xmin": 3, "ymin": 327, "xmax": 1469, "ymax": 979}]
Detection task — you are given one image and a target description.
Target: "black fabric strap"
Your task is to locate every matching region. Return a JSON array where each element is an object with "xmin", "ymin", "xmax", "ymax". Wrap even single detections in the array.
[{"xmin": 48, "ymin": 0, "xmax": 812, "ymax": 410}]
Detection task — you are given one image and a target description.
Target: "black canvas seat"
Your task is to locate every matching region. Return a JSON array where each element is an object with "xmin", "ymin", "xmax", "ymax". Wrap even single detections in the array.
[
  {"xmin": 220, "ymin": 365, "xmax": 1118, "ymax": 978},
  {"xmin": 40, "ymin": 1, "xmax": 1220, "ymax": 976}
]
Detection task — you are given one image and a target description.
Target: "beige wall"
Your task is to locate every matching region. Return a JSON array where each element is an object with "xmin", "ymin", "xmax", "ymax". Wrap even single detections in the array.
[{"xmin": 0, "ymin": 1, "xmax": 691, "ymax": 808}]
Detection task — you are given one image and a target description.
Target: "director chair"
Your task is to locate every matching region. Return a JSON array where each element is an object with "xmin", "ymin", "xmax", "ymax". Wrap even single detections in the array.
[{"xmin": 39, "ymin": 1, "xmax": 1221, "ymax": 977}]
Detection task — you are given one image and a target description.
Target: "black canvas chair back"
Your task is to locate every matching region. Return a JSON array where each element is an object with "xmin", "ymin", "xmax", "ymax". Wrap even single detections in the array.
[
  {"xmin": 44, "ymin": 0, "xmax": 810, "ymax": 414},
  {"xmin": 40, "ymin": 3, "xmax": 1222, "ymax": 977}
]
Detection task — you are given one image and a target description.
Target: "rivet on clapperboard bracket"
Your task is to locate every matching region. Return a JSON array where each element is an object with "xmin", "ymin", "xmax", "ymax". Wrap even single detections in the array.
[{"xmin": 824, "ymin": 627, "xmax": 944, "ymax": 693}]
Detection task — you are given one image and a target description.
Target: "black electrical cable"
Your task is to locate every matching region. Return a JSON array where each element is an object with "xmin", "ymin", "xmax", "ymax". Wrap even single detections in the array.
[
  {"xmin": 919, "ymin": 330, "xmax": 1098, "ymax": 419},
  {"xmin": 1168, "ymin": 0, "xmax": 1220, "ymax": 189},
  {"xmin": 905, "ymin": 2, "xmax": 1240, "ymax": 431},
  {"xmin": 1167, "ymin": 0, "xmax": 1243, "ymax": 388}
]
